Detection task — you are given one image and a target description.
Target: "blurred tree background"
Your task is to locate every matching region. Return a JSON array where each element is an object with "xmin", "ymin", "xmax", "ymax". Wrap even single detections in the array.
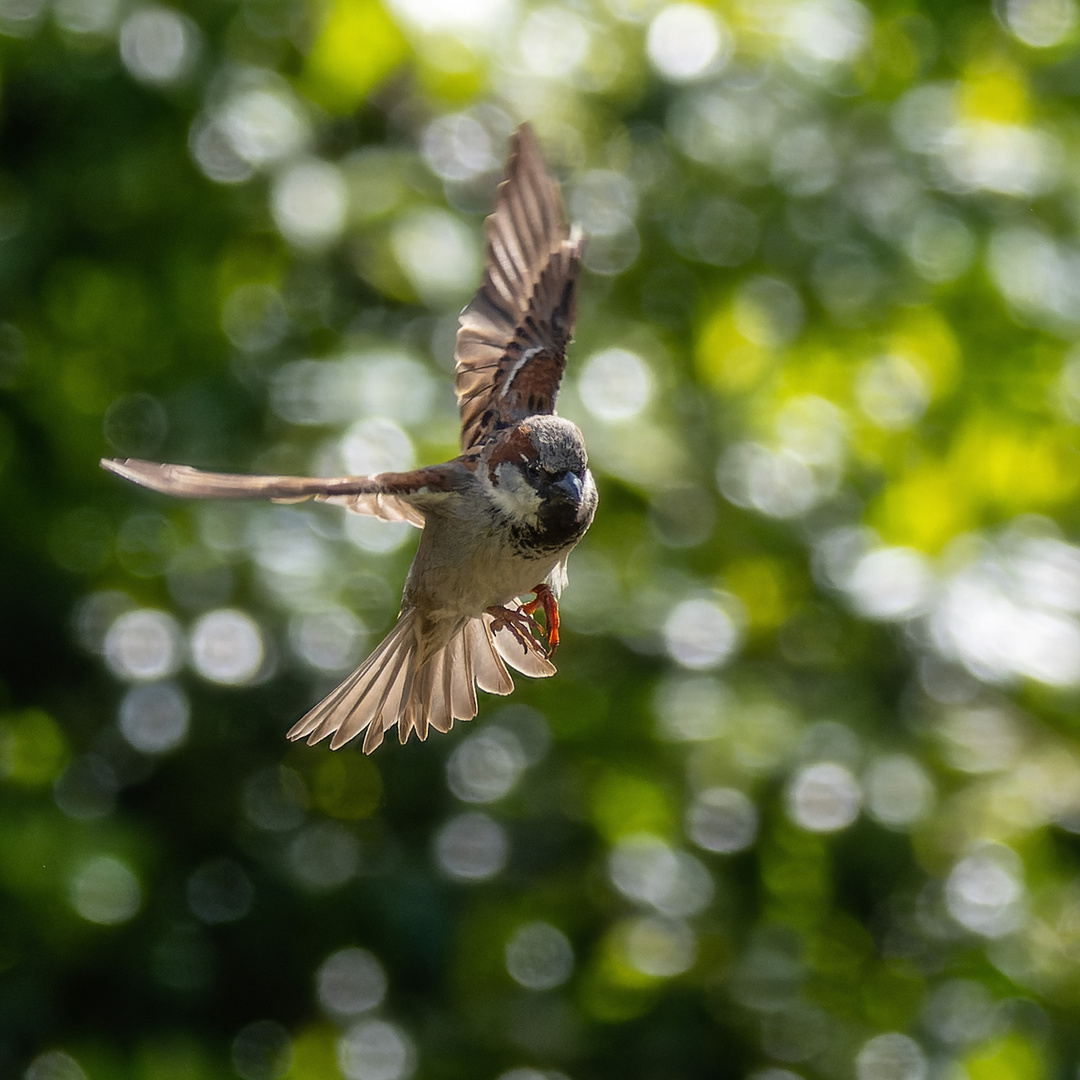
[{"xmin": 7, "ymin": 0, "xmax": 1080, "ymax": 1077}]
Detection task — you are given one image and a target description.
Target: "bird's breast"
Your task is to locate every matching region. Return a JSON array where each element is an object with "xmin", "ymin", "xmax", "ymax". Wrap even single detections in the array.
[
  {"xmin": 401, "ymin": 466, "xmax": 595, "ymax": 621},
  {"xmin": 509, "ymin": 468, "xmax": 597, "ymax": 556}
]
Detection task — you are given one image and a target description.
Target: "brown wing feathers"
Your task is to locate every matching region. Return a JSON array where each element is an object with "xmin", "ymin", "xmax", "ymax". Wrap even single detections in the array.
[
  {"xmin": 102, "ymin": 126, "xmax": 581, "ymax": 515},
  {"xmin": 101, "ymin": 458, "xmax": 365, "ymax": 500},
  {"xmin": 99, "ymin": 458, "xmax": 431, "ymax": 526},
  {"xmin": 455, "ymin": 124, "xmax": 583, "ymax": 451}
]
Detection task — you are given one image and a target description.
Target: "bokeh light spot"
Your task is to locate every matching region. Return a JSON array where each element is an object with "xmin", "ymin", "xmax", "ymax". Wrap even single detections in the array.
[
  {"xmin": 422, "ymin": 111, "xmax": 501, "ymax": 181},
  {"xmin": 608, "ymin": 834, "xmax": 714, "ymax": 916},
  {"xmin": 646, "ymin": 3, "xmax": 728, "ymax": 82},
  {"xmin": 998, "ymin": 0, "xmax": 1078, "ymax": 46},
  {"xmin": 119, "ymin": 6, "xmax": 199, "ymax": 85},
  {"xmin": 520, "ymin": 6, "xmax": 590, "ymax": 79},
  {"xmin": 337, "ymin": 1018, "xmax": 415, "ymax": 1080},
  {"xmin": 718, "ymin": 443, "xmax": 818, "ymax": 519},
  {"xmin": 937, "ymin": 707, "xmax": 1023, "ymax": 774},
  {"xmin": 103, "ymin": 391, "xmax": 167, "ymax": 456},
  {"xmin": 785, "ymin": 763, "xmax": 862, "ymax": 832},
  {"xmin": 342, "ymin": 417, "xmax": 415, "ymax": 476},
  {"xmin": 271, "ymin": 159, "xmax": 348, "ymax": 251},
  {"xmin": 863, "ymin": 755, "xmax": 934, "ymax": 829},
  {"xmin": 653, "ymin": 674, "xmax": 731, "ymax": 741},
  {"xmin": 288, "ymin": 821, "xmax": 361, "ymax": 890},
  {"xmin": 681, "ymin": 199, "xmax": 759, "ymax": 267},
  {"xmin": 505, "ymin": 921, "xmax": 575, "ymax": 990},
  {"xmin": 496, "ymin": 1071, "xmax": 570, "ymax": 1080},
  {"xmin": 433, "ymin": 811, "xmax": 509, "ymax": 881},
  {"xmin": 906, "ymin": 210, "xmax": 975, "ymax": 283},
  {"xmin": 116, "ymin": 511, "xmax": 178, "ymax": 578},
  {"xmin": 187, "ymin": 858, "xmax": 254, "ymax": 924},
  {"xmin": 446, "ymin": 728, "xmax": 526, "ymax": 803},
  {"xmin": 687, "ymin": 787, "xmax": 759, "ymax": 853},
  {"xmin": 930, "ymin": 553, "xmax": 1080, "ymax": 688},
  {"xmin": 24, "ymin": 1051, "xmax": 88, "ymax": 1080},
  {"xmin": 732, "ymin": 277, "xmax": 804, "ymax": 347},
  {"xmin": 221, "ymin": 284, "xmax": 289, "ymax": 352},
  {"xmin": 579, "ymin": 348, "xmax": 652, "ymax": 421},
  {"xmin": 53, "ymin": 755, "xmax": 117, "ymax": 820},
  {"xmin": 854, "ymin": 1033, "xmax": 927, "ymax": 1080},
  {"xmin": 385, "ymin": 0, "xmax": 509, "ymax": 34},
  {"xmin": 69, "ymin": 855, "xmax": 141, "ymax": 925},
  {"xmin": 231, "ymin": 1020, "xmax": 292, "ymax": 1080},
  {"xmin": 846, "ymin": 547, "xmax": 935, "ymax": 621},
  {"xmin": 0, "ymin": 0, "xmax": 46, "ymax": 38},
  {"xmin": 0, "ymin": 708, "xmax": 69, "ymax": 787},
  {"xmin": 924, "ymin": 979, "xmax": 1001, "ymax": 1046},
  {"xmin": 942, "ymin": 123, "xmax": 1060, "ymax": 198},
  {"xmin": 218, "ymin": 80, "xmax": 310, "ymax": 168},
  {"xmin": 104, "ymin": 609, "xmax": 183, "ymax": 682},
  {"xmin": 663, "ymin": 597, "xmax": 741, "ymax": 670},
  {"xmin": 189, "ymin": 608, "xmax": 264, "ymax": 686},
  {"xmin": 944, "ymin": 845, "xmax": 1025, "ymax": 937},
  {"xmin": 271, "ymin": 351, "xmax": 437, "ymax": 428},
  {"xmin": 782, "ymin": 0, "xmax": 870, "ymax": 78},
  {"xmin": 117, "ymin": 681, "xmax": 189, "ymax": 754},
  {"xmin": 621, "ymin": 915, "xmax": 697, "ymax": 977},
  {"xmin": 344, "ymin": 516, "xmax": 414, "ymax": 555},
  {"xmin": 572, "ymin": 171, "xmax": 639, "ymax": 259},
  {"xmin": 189, "ymin": 114, "xmax": 254, "ymax": 183},
  {"xmin": 856, "ymin": 355, "xmax": 930, "ymax": 430},
  {"xmin": 54, "ymin": 0, "xmax": 118, "ymax": 35},
  {"xmin": 391, "ymin": 208, "xmax": 479, "ymax": 307},
  {"xmin": 317, "ymin": 947, "xmax": 388, "ymax": 1019}
]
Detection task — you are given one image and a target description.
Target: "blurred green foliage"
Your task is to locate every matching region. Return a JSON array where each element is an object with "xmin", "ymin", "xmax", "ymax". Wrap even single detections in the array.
[{"xmin": 6, "ymin": 0, "xmax": 1080, "ymax": 1078}]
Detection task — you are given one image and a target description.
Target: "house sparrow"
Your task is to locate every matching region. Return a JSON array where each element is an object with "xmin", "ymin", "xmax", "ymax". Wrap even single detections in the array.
[{"xmin": 102, "ymin": 124, "xmax": 597, "ymax": 754}]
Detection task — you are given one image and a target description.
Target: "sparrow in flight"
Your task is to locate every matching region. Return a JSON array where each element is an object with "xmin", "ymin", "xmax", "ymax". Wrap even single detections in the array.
[{"xmin": 102, "ymin": 124, "xmax": 597, "ymax": 754}]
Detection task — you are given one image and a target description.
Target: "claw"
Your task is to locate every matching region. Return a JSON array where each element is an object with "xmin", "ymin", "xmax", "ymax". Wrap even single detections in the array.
[
  {"xmin": 486, "ymin": 584, "xmax": 561, "ymax": 659},
  {"xmin": 486, "ymin": 603, "xmax": 545, "ymax": 655},
  {"xmin": 521, "ymin": 583, "xmax": 560, "ymax": 655}
]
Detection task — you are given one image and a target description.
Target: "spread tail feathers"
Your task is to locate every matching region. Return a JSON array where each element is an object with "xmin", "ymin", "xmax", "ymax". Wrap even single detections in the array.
[{"xmin": 287, "ymin": 606, "xmax": 556, "ymax": 753}]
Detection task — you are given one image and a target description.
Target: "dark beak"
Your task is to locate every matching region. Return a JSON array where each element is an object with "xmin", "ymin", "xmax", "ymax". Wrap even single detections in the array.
[{"xmin": 553, "ymin": 471, "xmax": 584, "ymax": 504}]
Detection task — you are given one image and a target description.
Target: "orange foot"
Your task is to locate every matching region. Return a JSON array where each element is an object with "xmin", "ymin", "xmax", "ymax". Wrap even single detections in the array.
[
  {"xmin": 486, "ymin": 584, "xmax": 561, "ymax": 658},
  {"xmin": 486, "ymin": 602, "xmax": 545, "ymax": 656},
  {"xmin": 521, "ymin": 582, "xmax": 560, "ymax": 655}
]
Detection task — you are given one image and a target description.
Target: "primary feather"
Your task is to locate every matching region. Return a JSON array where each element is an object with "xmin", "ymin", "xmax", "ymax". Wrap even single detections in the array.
[{"xmin": 455, "ymin": 123, "xmax": 583, "ymax": 451}]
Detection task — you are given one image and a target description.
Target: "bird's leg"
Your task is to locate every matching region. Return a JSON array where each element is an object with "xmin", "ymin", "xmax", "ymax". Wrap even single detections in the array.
[
  {"xmin": 520, "ymin": 583, "xmax": 560, "ymax": 655},
  {"xmin": 487, "ymin": 585, "xmax": 560, "ymax": 658},
  {"xmin": 485, "ymin": 602, "xmax": 546, "ymax": 656}
]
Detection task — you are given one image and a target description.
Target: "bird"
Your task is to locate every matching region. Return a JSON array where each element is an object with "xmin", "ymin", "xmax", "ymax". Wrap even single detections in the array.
[{"xmin": 102, "ymin": 123, "xmax": 597, "ymax": 754}]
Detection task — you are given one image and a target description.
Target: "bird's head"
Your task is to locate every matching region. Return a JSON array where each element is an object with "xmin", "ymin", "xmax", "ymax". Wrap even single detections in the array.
[{"xmin": 483, "ymin": 417, "xmax": 596, "ymax": 539}]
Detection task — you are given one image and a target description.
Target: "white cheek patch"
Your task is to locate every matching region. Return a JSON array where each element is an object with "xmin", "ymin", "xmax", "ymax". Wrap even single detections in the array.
[{"xmin": 490, "ymin": 463, "xmax": 542, "ymax": 525}]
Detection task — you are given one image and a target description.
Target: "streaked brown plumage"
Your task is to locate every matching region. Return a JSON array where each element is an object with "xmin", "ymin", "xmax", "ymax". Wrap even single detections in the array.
[{"xmin": 102, "ymin": 123, "xmax": 596, "ymax": 753}]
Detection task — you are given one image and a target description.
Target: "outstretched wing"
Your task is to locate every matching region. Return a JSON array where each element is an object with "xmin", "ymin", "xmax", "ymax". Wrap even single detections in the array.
[
  {"xmin": 455, "ymin": 123, "xmax": 584, "ymax": 452},
  {"xmin": 99, "ymin": 457, "xmax": 468, "ymax": 527}
]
